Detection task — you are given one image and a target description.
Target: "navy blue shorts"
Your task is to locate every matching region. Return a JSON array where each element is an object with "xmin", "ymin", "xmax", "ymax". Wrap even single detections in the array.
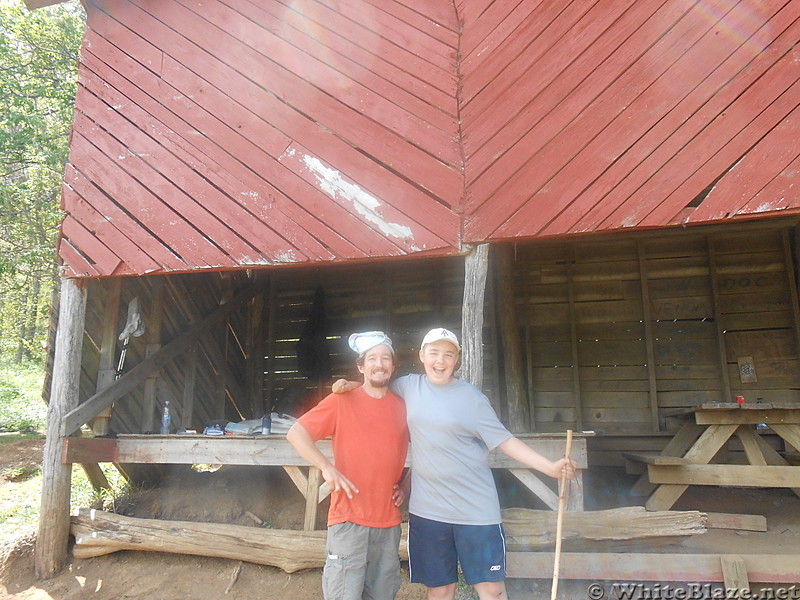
[{"xmin": 407, "ymin": 514, "xmax": 506, "ymax": 587}]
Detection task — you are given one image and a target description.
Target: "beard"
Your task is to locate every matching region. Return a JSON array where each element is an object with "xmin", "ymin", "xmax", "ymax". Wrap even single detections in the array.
[{"xmin": 365, "ymin": 370, "xmax": 392, "ymax": 388}]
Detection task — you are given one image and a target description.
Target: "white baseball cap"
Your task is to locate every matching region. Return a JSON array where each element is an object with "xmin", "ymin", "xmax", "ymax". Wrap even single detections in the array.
[
  {"xmin": 421, "ymin": 328, "xmax": 460, "ymax": 352},
  {"xmin": 348, "ymin": 331, "xmax": 394, "ymax": 357}
]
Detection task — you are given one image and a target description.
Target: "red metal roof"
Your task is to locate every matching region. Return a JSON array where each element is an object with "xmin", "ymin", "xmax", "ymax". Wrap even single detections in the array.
[{"xmin": 58, "ymin": 0, "xmax": 800, "ymax": 277}]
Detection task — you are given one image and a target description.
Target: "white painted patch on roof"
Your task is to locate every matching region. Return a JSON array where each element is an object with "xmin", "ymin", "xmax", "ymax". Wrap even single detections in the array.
[
  {"xmin": 749, "ymin": 201, "xmax": 788, "ymax": 213},
  {"xmin": 298, "ymin": 154, "xmax": 415, "ymax": 243},
  {"xmin": 273, "ymin": 251, "xmax": 300, "ymax": 263},
  {"xmin": 238, "ymin": 251, "xmax": 300, "ymax": 266}
]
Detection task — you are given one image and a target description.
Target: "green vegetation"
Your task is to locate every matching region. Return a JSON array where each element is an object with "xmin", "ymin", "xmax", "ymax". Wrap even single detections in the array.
[
  {"xmin": 0, "ymin": 361, "xmax": 46, "ymax": 432},
  {"xmin": 0, "ymin": 0, "xmax": 84, "ymax": 366},
  {"xmin": 0, "ymin": 431, "xmax": 130, "ymax": 542}
]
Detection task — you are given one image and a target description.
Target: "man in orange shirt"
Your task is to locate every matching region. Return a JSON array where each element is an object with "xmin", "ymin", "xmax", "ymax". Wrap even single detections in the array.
[{"xmin": 286, "ymin": 331, "xmax": 409, "ymax": 600}]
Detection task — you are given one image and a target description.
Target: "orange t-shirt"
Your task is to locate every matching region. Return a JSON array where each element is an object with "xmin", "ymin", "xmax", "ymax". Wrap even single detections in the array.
[{"xmin": 297, "ymin": 387, "xmax": 408, "ymax": 528}]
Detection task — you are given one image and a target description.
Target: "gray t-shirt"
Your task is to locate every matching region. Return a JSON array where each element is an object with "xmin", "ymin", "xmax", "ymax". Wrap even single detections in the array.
[{"xmin": 391, "ymin": 374, "xmax": 513, "ymax": 525}]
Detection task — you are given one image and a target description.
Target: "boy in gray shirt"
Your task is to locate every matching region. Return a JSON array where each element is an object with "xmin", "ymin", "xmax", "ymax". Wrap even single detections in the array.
[{"xmin": 336, "ymin": 328, "xmax": 575, "ymax": 600}]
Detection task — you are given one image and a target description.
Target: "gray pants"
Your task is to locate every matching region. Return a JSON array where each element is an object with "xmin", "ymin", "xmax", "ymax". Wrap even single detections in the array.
[{"xmin": 322, "ymin": 522, "xmax": 402, "ymax": 600}]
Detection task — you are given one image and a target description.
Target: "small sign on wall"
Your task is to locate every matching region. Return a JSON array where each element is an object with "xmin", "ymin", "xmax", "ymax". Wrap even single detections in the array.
[{"xmin": 737, "ymin": 356, "xmax": 757, "ymax": 383}]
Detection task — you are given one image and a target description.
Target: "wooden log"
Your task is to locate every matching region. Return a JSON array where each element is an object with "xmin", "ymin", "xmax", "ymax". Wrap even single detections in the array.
[
  {"xmin": 460, "ymin": 243, "xmax": 490, "ymax": 389},
  {"xmin": 71, "ymin": 506, "xmax": 706, "ymax": 571},
  {"xmin": 495, "ymin": 245, "xmax": 529, "ymax": 432},
  {"xmin": 70, "ymin": 508, "xmax": 330, "ymax": 572},
  {"xmin": 35, "ymin": 278, "xmax": 88, "ymax": 579},
  {"xmin": 501, "ymin": 506, "xmax": 706, "ymax": 549}
]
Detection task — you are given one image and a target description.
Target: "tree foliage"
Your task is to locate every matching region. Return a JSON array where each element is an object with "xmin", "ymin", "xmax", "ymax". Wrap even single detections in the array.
[{"xmin": 0, "ymin": 0, "xmax": 84, "ymax": 364}]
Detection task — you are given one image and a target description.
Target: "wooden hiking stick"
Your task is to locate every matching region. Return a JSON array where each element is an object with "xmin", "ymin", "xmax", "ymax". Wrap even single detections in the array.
[{"xmin": 550, "ymin": 429, "xmax": 573, "ymax": 600}]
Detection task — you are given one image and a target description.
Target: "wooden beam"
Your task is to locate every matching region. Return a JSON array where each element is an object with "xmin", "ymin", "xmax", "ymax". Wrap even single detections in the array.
[
  {"xmin": 247, "ymin": 292, "xmax": 265, "ymax": 419},
  {"xmin": 735, "ymin": 426, "xmax": 767, "ymax": 466},
  {"xmin": 632, "ymin": 421, "xmax": 702, "ymax": 497},
  {"xmin": 506, "ymin": 553, "xmax": 800, "ymax": 583},
  {"xmin": 708, "ymin": 237, "xmax": 733, "ymax": 402},
  {"xmin": 460, "ymin": 243, "xmax": 490, "ymax": 389},
  {"xmin": 508, "ymin": 468, "xmax": 559, "ymax": 510},
  {"xmin": 496, "ymin": 245, "xmax": 529, "ymax": 433},
  {"xmin": 141, "ymin": 280, "xmax": 165, "ymax": 433},
  {"xmin": 704, "ymin": 512, "xmax": 767, "ymax": 532},
  {"xmin": 91, "ymin": 278, "xmax": 121, "ymax": 436},
  {"xmin": 637, "ymin": 241, "xmax": 660, "ymax": 432},
  {"xmin": 695, "ymin": 409, "xmax": 800, "ymax": 425},
  {"xmin": 79, "ymin": 279, "xmax": 122, "ymax": 492},
  {"xmin": 783, "ymin": 229, "xmax": 800, "ymax": 361},
  {"xmin": 566, "ymin": 248, "xmax": 582, "ymax": 431},
  {"xmin": 769, "ymin": 423, "xmax": 800, "ymax": 453},
  {"xmin": 265, "ymin": 276, "xmax": 277, "ymax": 412},
  {"xmin": 35, "ymin": 278, "xmax": 87, "ymax": 579},
  {"xmin": 61, "ymin": 285, "xmax": 259, "ymax": 436},
  {"xmin": 645, "ymin": 424, "xmax": 738, "ymax": 510},
  {"xmin": 303, "ymin": 467, "xmax": 322, "ymax": 531},
  {"xmin": 647, "ymin": 464, "xmax": 800, "ymax": 487},
  {"xmin": 62, "ymin": 435, "xmax": 588, "ymax": 468},
  {"xmin": 720, "ymin": 555, "xmax": 750, "ymax": 592}
]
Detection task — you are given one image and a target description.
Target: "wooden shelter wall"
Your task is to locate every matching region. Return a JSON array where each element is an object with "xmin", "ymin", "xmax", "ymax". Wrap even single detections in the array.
[
  {"xmin": 517, "ymin": 224, "xmax": 800, "ymax": 436},
  {"xmin": 67, "ymin": 271, "xmax": 255, "ymax": 436},
  {"xmin": 264, "ymin": 257, "xmax": 500, "ymax": 412},
  {"xmin": 60, "ymin": 257, "xmax": 500, "ymax": 438}
]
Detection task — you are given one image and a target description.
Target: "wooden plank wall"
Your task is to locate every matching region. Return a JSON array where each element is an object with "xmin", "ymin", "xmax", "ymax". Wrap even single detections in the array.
[
  {"xmin": 265, "ymin": 257, "xmax": 501, "ymax": 412},
  {"xmin": 52, "ymin": 271, "xmax": 256, "ymax": 437},
  {"xmin": 47, "ymin": 257, "xmax": 500, "ymax": 444},
  {"xmin": 517, "ymin": 224, "xmax": 800, "ymax": 436}
]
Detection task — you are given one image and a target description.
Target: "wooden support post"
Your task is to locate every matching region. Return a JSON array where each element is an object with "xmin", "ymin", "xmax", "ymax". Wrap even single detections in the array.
[
  {"xmin": 249, "ymin": 292, "xmax": 265, "ymax": 419},
  {"xmin": 303, "ymin": 467, "xmax": 323, "ymax": 531},
  {"xmin": 265, "ymin": 276, "xmax": 277, "ymax": 415},
  {"xmin": 35, "ymin": 278, "xmax": 87, "ymax": 578},
  {"xmin": 461, "ymin": 244, "xmax": 490, "ymax": 389},
  {"xmin": 80, "ymin": 279, "xmax": 122, "ymax": 491},
  {"xmin": 708, "ymin": 237, "xmax": 733, "ymax": 402},
  {"xmin": 496, "ymin": 245, "xmax": 530, "ymax": 433},
  {"xmin": 141, "ymin": 280, "xmax": 165, "ymax": 433},
  {"xmin": 92, "ymin": 278, "xmax": 121, "ymax": 436},
  {"xmin": 637, "ymin": 242, "xmax": 660, "ymax": 432},
  {"xmin": 782, "ymin": 229, "xmax": 800, "ymax": 359},
  {"xmin": 566, "ymin": 249, "xmax": 583, "ymax": 431}
]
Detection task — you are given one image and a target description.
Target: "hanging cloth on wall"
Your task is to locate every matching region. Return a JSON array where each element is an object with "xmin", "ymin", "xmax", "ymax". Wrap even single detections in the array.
[{"xmin": 296, "ymin": 285, "xmax": 332, "ymax": 381}]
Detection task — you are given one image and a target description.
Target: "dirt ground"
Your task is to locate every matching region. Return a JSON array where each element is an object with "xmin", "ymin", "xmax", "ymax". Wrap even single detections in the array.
[{"xmin": 1, "ymin": 438, "xmax": 799, "ymax": 600}]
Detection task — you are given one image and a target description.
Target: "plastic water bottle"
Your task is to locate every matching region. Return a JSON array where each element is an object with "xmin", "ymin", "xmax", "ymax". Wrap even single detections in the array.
[
  {"xmin": 261, "ymin": 413, "xmax": 271, "ymax": 435},
  {"xmin": 160, "ymin": 401, "xmax": 171, "ymax": 434}
]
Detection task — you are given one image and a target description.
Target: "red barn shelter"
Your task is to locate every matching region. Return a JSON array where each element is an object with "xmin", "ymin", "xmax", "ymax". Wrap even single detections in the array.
[
  {"xmin": 33, "ymin": 0, "xmax": 800, "ymax": 585},
  {"xmin": 52, "ymin": 0, "xmax": 800, "ymax": 276}
]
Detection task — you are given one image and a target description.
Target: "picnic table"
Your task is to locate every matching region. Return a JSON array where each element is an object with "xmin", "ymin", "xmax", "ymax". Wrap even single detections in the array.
[{"xmin": 624, "ymin": 402, "xmax": 800, "ymax": 511}]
